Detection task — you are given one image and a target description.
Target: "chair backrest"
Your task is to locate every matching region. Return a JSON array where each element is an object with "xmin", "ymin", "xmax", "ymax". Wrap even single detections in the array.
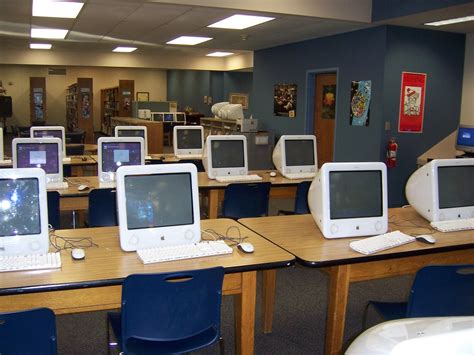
[
  {"xmin": 47, "ymin": 191, "xmax": 61, "ymax": 230},
  {"xmin": 0, "ymin": 307, "xmax": 57, "ymax": 355},
  {"xmin": 88, "ymin": 188, "xmax": 117, "ymax": 227},
  {"xmin": 121, "ymin": 267, "xmax": 224, "ymax": 354},
  {"xmin": 66, "ymin": 144, "xmax": 85, "ymax": 156},
  {"xmin": 221, "ymin": 182, "xmax": 271, "ymax": 219},
  {"xmin": 407, "ymin": 265, "xmax": 474, "ymax": 317},
  {"xmin": 66, "ymin": 130, "xmax": 86, "ymax": 144},
  {"xmin": 294, "ymin": 181, "xmax": 311, "ymax": 214},
  {"xmin": 178, "ymin": 159, "xmax": 205, "ymax": 172}
]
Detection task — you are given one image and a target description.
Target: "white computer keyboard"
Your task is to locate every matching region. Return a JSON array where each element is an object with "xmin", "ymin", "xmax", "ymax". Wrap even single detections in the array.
[
  {"xmin": 176, "ymin": 155, "xmax": 202, "ymax": 160},
  {"xmin": 215, "ymin": 174, "xmax": 263, "ymax": 183},
  {"xmin": 283, "ymin": 172, "xmax": 316, "ymax": 180},
  {"xmin": 0, "ymin": 159, "xmax": 12, "ymax": 164},
  {"xmin": 99, "ymin": 181, "xmax": 116, "ymax": 189},
  {"xmin": 349, "ymin": 231, "xmax": 415, "ymax": 255},
  {"xmin": 62, "ymin": 157, "xmax": 71, "ymax": 163},
  {"xmin": 137, "ymin": 240, "xmax": 233, "ymax": 264},
  {"xmin": 47, "ymin": 181, "xmax": 69, "ymax": 190},
  {"xmin": 430, "ymin": 218, "xmax": 474, "ymax": 232},
  {"xmin": 0, "ymin": 252, "xmax": 61, "ymax": 273},
  {"xmin": 145, "ymin": 155, "xmax": 152, "ymax": 160}
]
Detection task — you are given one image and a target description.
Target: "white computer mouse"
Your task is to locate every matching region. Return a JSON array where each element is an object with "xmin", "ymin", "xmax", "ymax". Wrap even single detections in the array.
[
  {"xmin": 415, "ymin": 235, "xmax": 436, "ymax": 244},
  {"xmin": 237, "ymin": 242, "xmax": 255, "ymax": 254},
  {"xmin": 71, "ymin": 248, "xmax": 86, "ymax": 260},
  {"xmin": 77, "ymin": 184, "xmax": 89, "ymax": 191},
  {"xmin": 269, "ymin": 172, "xmax": 277, "ymax": 177}
]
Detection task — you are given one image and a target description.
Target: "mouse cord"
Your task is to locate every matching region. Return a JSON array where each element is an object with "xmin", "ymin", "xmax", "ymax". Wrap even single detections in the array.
[
  {"xmin": 201, "ymin": 226, "xmax": 248, "ymax": 246},
  {"xmin": 49, "ymin": 227, "xmax": 98, "ymax": 252}
]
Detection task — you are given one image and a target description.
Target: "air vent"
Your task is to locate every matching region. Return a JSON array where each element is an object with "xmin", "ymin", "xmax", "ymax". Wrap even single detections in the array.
[{"xmin": 48, "ymin": 68, "xmax": 67, "ymax": 75}]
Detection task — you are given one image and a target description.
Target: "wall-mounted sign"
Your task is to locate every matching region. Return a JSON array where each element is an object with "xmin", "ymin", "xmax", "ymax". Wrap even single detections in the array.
[{"xmin": 398, "ymin": 72, "xmax": 427, "ymax": 133}]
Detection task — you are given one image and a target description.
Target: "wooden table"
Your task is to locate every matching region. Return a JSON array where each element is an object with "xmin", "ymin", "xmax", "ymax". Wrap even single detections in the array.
[
  {"xmin": 0, "ymin": 219, "xmax": 294, "ymax": 355},
  {"xmin": 238, "ymin": 207, "xmax": 474, "ymax": 355},
  {"xmin": 58, "ymin": 171, "xmax": 309, "ymax": 219}
]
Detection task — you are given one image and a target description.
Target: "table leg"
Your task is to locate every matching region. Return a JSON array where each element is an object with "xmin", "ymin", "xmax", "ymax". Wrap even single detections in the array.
[
  {"xmin": 234, "ymin": 271, "xmax": 257, "ymax": 355},
  {"xmin": 262, "ymin": 269, "xmax": 276, "ymax": 333},
  {"xmin": 209, "ymin": 190, "xmax": 219, "ymax": 219},
  {"xmin": 325, "ymin": 265, "xmax": 350, "ymax": 355}
]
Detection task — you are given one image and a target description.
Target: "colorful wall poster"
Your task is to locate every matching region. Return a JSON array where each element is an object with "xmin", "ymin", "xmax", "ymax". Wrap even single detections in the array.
[
  {"xmin": 398, "ymin": 72, "xmax": 427, "ymax": 133},
  {"xmin": 321, "ymin": 85, "xmax": 336, "ymax": 119},
  {"xmin": 350, "ymin": 80, "xmax": 371, "ymax": 126},
  {"xmin": 274, "ymin": 84, "xmax": 297, "ymax": 118}
]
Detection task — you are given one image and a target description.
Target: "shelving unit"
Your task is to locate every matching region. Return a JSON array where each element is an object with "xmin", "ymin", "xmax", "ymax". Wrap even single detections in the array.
[
  {"xmin": 111, "ymin": 116, "xmax": 163, "ymax": 153},
  {"xmin": 65, "ymin": 77, "xmax": 93, "ymax": 143},
  {"xmin": 30, "ymin": 77, "xmax": 46, "ymax": 124},
  {"xmin": 100, "ymin": 80, "xmax": 134, "ymax": 135},
  {"xmin": 200, "ymin": 117, "xmax": 237, "ymax": 138}
]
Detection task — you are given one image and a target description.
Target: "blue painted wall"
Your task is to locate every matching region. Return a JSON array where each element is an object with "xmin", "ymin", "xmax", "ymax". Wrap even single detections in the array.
[
  {"xmin": 167, "ymin": 70, "xmax": 253, "ymax": 116},
  {"xmin": 372, "ymin": 0, "xmax": 472, "ymax": 21},
  {"xmin": 252, "ymin": 25, "xmax": 465, "ymax": 206},
  {"xmin": 381, "ymin": 26, "xmax": 465, "ymax": 206}
]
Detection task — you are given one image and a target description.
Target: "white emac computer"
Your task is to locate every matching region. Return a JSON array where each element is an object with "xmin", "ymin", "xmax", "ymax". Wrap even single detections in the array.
[
  {"xmin": 30, "ymin": 126, "xmax": 66, "ymax": 158},
  {"xmin": 406, "ymin": 158, "xmax": 474, "ymax": 222},
  {"xmin": 308, "ymin": 162, "xmax": 388, "ymax": 239},
  {"xmin": 12, "ymin": 137, "xmax": 67, "ymax": 189},
  {"xmin": 173, "ymin": 125, "xmax": 204, "ymax": 159},
  {"xmin": 97, "ymin": 137, "xmax": 145, "ymax": 187},
  {"xmin": 114, "ymin": 125, "xmax": 150, "ymax": 159},
  {"xmin": 0, "ymin": 167, "xmax": 49, "ymax": 256},
  {"xmin": 273, "ymin": 135, "xmax": 318, "ymax": 179},
  {"xmin": 203, "ymin": 135, "xmax": 248, "ymax": 179},
  {"xmin": 116, "ymin": 163, "xmax": 201, "ymax": 251}
]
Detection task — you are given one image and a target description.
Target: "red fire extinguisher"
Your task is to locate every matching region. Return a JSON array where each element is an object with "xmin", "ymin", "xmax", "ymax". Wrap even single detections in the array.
[{"xmin": 386, "ymin": 137, "xmax": 398, "ymax": 168}]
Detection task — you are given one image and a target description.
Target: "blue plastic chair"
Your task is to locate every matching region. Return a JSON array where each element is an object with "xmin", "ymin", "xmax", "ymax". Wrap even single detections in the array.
[
  {"xmin": 221, "ymin": 182, "xmax": 271, "ymax": 219},
  {"xmin": 366, "ymin": 265, "xmax": 474, "ymax": 324},
  {"xmin": 0, "ymin": 307, "xmax": 57, "ymax": 354},
  {"xmin": 87, "ymin": 188, "xmax": 117, "ymax": 227},
  {"xmin": 278, "ymin": 181, "xmax": 311, "ymax": 215},
  {"xmin": 178, "ymin": 159, "xmax": 205, "ymax": 172},
  {"xmin": 47, "ymin": 190, "xmax": 61, "ymax": 230},
  {"xmin": 107, "ymin": 267, "xmax": 225, "ymax": 355}
]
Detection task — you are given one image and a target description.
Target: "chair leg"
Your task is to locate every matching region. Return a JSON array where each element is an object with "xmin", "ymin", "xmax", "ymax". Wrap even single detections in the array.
[
  {"xmin": 219, "ymin": 336, "xmax": 225, "ymax": 355},
  {"xmin": 362, "ymin": 302, "xmax": 371, "ymax": 330}
]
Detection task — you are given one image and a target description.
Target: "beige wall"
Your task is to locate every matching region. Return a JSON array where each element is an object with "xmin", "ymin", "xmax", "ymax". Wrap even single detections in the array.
[
  {"xmin": 460, "ymin": 33, "xmax": 473, "ymax": 125},
  {"xmin": 0, "ymin": 65, "xmax": 167, "ymax": 131}
]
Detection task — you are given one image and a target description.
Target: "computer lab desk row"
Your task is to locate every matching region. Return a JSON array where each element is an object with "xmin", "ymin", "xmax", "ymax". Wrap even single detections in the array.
[{"xmin": 58, "ymin": 171, "xmax": 309, "ymax": 219}]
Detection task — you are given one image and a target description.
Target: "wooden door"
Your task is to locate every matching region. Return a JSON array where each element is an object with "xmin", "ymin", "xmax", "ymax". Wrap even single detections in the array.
[{"xmin": 314, "ymin": 73, "xmax": 336, "ymax": 167}]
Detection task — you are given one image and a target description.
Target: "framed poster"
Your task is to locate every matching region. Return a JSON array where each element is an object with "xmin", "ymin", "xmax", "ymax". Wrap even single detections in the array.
[
  {"xmin": 350, "ymin": 80, "xmax": 371, "ymax": 126},
  {"xmin": 274, "ymin": 84, "xmax": 297, "ymax": 118},
  {"xmin": 322, "ymin": 84, "xmax": 336, "ymax": 120},
  {"xmin": 136, "ymin": 92, "xmax": 149, "ymax": 102},
  {"xmin": 229, "ymin": 93, "xmax": 248, "ymax": 109},
  {"xmin": 398, "ymin": 72, "xmax": 427, "ymax": 133}
]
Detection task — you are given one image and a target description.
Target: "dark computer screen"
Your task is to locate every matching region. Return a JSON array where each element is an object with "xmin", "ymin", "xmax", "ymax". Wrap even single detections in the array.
[
  {"xmin": 177, "ymin": 129, "xmax": 202, "ymax": 149},
  {"xmin": 16, "ymin": 143, "xmax": 60, "ymax": 174},
  {"xmin": 163, "ymin": 113, "xmax": 174, "ymax": 122},
  {"xmin": 124, "ymin": 173, "xmax": 194, "ymax": 229},
  {"xmin": 329, "ymin": 171, "xmax": 383, "ymax": 219},
  {"xmin": 101, "ymin": 142, "xmax": 142, "ymax": 172},
  {"xmin": 32, "ymin": 130, "xmax": 63, "ymax": 140},
  {"xmin": 0, "ymin": 177, "xmax": 41, "ymax": 236},
  {"xmin": 456, "ymin": 126, "xmax": 474, "ymax": 153},
  {"xmin": 438, "ymin": 166, "xmax": 474, "ymax": 208},
  {"xmin": 117, "ymin": 129, "xmax": 145, "ymax": 139},
  {"xmin": 285, "ymin": 139, "xmax": 314, "ymax": 166},
  {"xmin": 153, "ymin": 113, "xmax": 164, "ymax": 122},
  {"xmin": 211, "ymin": 140, "xmax": 244, "ymax": 168},
  {"xmin": 175, "ymin": 113, "xmax": 186, "ymax": 122}
]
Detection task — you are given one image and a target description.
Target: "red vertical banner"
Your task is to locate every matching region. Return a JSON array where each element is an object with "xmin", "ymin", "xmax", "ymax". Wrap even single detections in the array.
[{"xmin": 398, "ymin": 72, "xmax": 427, "ymax": 133}]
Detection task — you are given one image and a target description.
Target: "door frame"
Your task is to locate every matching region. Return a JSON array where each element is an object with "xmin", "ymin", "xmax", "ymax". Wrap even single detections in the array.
[{"xmin": 305, "ymin": 68, "xmax": 339, "ymax": 160}]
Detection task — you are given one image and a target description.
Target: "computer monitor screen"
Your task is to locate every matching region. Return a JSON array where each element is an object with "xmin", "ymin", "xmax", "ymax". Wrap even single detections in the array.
[
  {"xmin": 0, "ymin": 168, "xmax": 49, "ymax": 256},
  {"xmin": 115, "ymin": 126, "xmax": 148, "ymax": 156},
  {"xmin": 98, "ymin": 137, "xmax": 145, "ymax": 182},
  {"xmin": 203, "ymin": 135, "xmax": 248, "ymax": 179},
  {"xmin": 406, "ymin": 158, "xmax": 474, "ymax": 222},
  {"xmin": 174, "ymin": 113, "xmax": 186, "ymax": 122},
  {"xmin": 13, "ymin": 138, "xmax": 61, "ymax": 176},
  {"xmin": 30, "ymin": 126, "xmax": 66, "ymax": 155},
  {"xmin": 163, "ymin": 113, "xmax": 174, "ymax": 122},
  {"xmin": 272, "ymin": 135, "xmax": 318, "ymax": 176},
  {"xmin": 308, "ymin": 162, "xmax": 388, "ymax": 238},
  {"xmin": 152, "ymin": 113, "xmax": 164, "ymax": 122},
  {"xmin": 455, "ymin": 125, "xmax": 474, "ymax": 155},
  {"xmin": 173, "ymin": 126, "xmax": 204, "ymax": 157},
  {"xmin": 116, "ymin": 163, "xmax": 201, "ymax": 251}
]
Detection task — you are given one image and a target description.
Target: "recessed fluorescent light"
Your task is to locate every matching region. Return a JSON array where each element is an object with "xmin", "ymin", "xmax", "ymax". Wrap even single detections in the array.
[
  {"xmin": 167, "ymin": 36, "xmax": 212, "ymax": 45},
  {"xmin": 425, "ymin": 15, "xmax": 474, "ymax": 26},
  {"xmin": 30, "ymin": 43, "xmax": 52, "ymax": 50},
  {"xmin": 206, "ymin": 52, "xmax": 234, "ymax": 57},
  {"xmin": 31, "ymin": 28, "xmax": 68, "ymax": 39},
  {"xmin": 33, "ymin": 0, "xmax": 84, "ymax": 18},
  {"xmin": 112, "ymin": 46, "xmax": 137, "ymax": 53},
  {"xmin": 208, "ymin": 14, "xmax": 275, "ymax": 30}
]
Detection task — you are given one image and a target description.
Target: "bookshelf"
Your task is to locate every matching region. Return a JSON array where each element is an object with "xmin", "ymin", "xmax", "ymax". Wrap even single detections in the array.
[
  {"xmin": 65, "ymin": 78, "xmax": 93, "ymax": 143},
  {"xmin": 100, "ymin": 80, "xmax": 134, "ymax": 135},
  {"xmin": 30, "ymin": 77, "xmax": 46, "ymax": 124}
]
